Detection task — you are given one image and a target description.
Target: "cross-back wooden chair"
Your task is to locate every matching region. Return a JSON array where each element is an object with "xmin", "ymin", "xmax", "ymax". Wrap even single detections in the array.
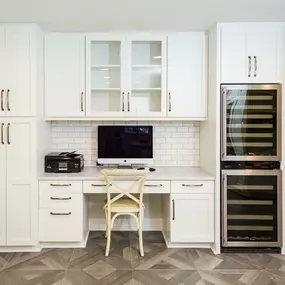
[{"xmin": 101, "ymin": 169, "xmax": 148, "ymax": 257}]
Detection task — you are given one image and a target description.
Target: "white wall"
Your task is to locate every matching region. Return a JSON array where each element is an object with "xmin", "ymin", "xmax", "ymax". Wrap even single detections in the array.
[{"xmin": 51, "ymin": 121, "xmax": 200, "ymax": 167}]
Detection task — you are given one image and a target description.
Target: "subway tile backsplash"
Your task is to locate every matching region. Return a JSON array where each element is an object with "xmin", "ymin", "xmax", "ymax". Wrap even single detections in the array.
[{"xmin": 51, "ymin": 121, "xmax": 200, "ymax": 167}]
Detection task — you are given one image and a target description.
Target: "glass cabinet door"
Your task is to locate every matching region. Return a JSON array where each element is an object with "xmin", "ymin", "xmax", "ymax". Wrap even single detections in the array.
[
  {"xmin": 222, "ymin": 170, "xmax": 281, "ymax": 247},
  {"xmin": 86, "ymin": 36, "xmax": 125, "ymax": 116},
  {"xmin": 127, "ymin": 36, "xmax": 166, "ymax": 116},
  {"xmin": 222, "ymin": 85, "xmax": 281, "ymax": 161}
]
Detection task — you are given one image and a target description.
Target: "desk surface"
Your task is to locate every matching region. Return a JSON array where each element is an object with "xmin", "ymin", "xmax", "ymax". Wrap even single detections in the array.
[{"xmin": 39, "ymin": 167, "xmax": 214, "ymax": 181}]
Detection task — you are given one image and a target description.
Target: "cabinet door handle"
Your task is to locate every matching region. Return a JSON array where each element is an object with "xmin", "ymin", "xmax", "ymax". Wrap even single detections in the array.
[
  {"xmin": 169, "ymin": 92, "xmax": 171, "ymax": 112},
  {"xmin": 50, "ymin": 212, "xmax": 71, "ymax": 216},
  {"xmin": 50, "ymin": 183, "xmax": 72, "ymax": 187},
  {"xmin": 182, "ymin": 183, "xmax": 203, "ymax": 187},
  {"xmin": 81, "ymin": 92, "xmax": 84, "ymax": 112},
  {"xmin": 172, "ymin": 199, "xmax": 175, "ymax": 220},
  {"xmin": 254, "ymin": 56, "xmax": 257, "ymax": 77},
  {"xmin": 7, "ymin": 123, "xmax": 10, "ymax": 145},
  {"xmin": 144, "ymin": 184, "xmax": 163, "ymax": 187},
  {"xmin": 127, "ymin": 92, "xmax": 130, "ymax": 112},
  {"xmin": 6, "ymin": 89, "xmax": 10, "ymax": 111},
  {"xmin": 91, "ymin": 184, "xmax": 112, "ymax": 187},
  {"xmin": 1, "ymin": 123, "xmax": 4, "ymax": 144},
  {"xmin": 1, "ymin": 90, "xmax": 4, "ymax": 111},
  {"xmin": 248, "ymin": 56, "xmax": 252, "ymax": 77},
  {"xmin": 122, "ymin": 92, "xmax": 125, "ymax": 112},
  {"xmin": 50, "ymin": 197, "xmax": 72, "ymax": 200}
]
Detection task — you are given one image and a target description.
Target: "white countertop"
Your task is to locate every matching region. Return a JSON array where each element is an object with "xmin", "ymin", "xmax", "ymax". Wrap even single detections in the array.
[{"xmin": 38, "ymin": 167, "xmax": 214, "ymax": 181}]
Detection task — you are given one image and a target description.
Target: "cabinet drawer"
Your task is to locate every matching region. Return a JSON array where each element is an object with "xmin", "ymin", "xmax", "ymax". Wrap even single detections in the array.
[
  {"xmin": 39, "ymin": 181, "xmax": 82, "ymax": 194},
  {"xmin": 83, "ymin": 180, "xmax": 170, "ymax": 194},
  {"xmin": 171, "ymin": 181, "xmax": 214, "ymax": 194},
  {"xmin": 39, "ymin": 208, "xmax": 82, "ymax": 242},
  {"xmin": 39, "ymin": 190, "xmax": 82, "ymax": 209}
]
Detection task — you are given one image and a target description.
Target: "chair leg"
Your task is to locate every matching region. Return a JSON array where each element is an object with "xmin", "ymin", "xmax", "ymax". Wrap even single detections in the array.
[
  {"xmin": 105, "ymin": 210, "xmax": 108, "ymax": 238},
  {"xmin": 138, "ymin": 214, "xmax": 144, "ymax": 257},
  {"xmin": 105, "ymin": 215, "xmax": 111, "ymax": 257}
]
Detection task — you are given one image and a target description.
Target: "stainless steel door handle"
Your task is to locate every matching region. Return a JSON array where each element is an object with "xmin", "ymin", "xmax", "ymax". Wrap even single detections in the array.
[
  {"xmin": 50, "ymin": 183, "xmax": 72, "ymax": 187},
  {"xmin": 169, "ymin": 92, "xmax": 171, "ymax": 112},
  {"xmin": 1, "ymin": 123, "xmax": 4, "ymax": 144},
  {"xmin": 50, "ymin": 212, "xmax": 71, "ymax": 216},
  {"xmin": 127, "ymin": 92, "xmax": 130, "ymax": 112},
  {"xmin": 144, "ymin": 184, "xmax": 163, "ymax": 187},
  {"xmin": 172, "ymin": 199, "xmax": 175, "ymax": 220},
  {"xmin": 248, "ymin": 56, "xmax": 252, "ymax": 77},
  {"xmin": 81, "ymin": 92, "xmax": 84, "ymax": 112},
  {"xmin": 7, "ymin": 123, "xmax": 10, "ymax": 144},
  {"xmin": 50, "ymin": 197, "xmax": 72, "ymax": 200},
  {"xmin": 91, "ymin": 184, "xmax": 112, "ymax": 187},
  {"xmin": 254, "ymin": 56, "xmax": 257, "ymax": 77},
  {"xmin": 1, "ymin": 90, "xmax": 4, "ymax": 111},
  {"xmin": 7, "ymin": 89, "xmax": 10, "ymax": 111},
  {"xmin": 182, "ymin": 183, "xmax": 203, "ymax": 187},
  {"xmin": 122, "ymin": 92, "xmax": 125, "ymax": 112}
]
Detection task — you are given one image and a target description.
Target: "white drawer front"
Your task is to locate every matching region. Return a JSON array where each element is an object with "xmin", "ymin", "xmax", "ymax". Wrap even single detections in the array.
[
  {"xmin": 84, "ymin": 180, "xmax": 170, "ymax": 194},
  {"xmin": 39, "ymin": 208, "xmax": 82, "ymax": 242},
  {"xmin": 171, "ymin": 181, "xmax": 214, "ymax": 194},
  {"xmin": 39, "ymin": 191, "xmax": 82, "ymax": 209},
  {"xmin": 39, "ymin": 181, "xmax": 82, "ymax": 194}
]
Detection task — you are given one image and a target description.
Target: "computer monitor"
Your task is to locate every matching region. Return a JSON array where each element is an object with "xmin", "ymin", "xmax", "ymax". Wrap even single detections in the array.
[{"xmin": 97, "ymin": 126, "xmax": 153, "ymax": 165}]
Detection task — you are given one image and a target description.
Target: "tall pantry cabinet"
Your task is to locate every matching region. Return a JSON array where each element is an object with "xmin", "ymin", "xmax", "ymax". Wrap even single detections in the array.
[{"xmin": 0, "ymin": 25, "xmax": 45, "ymax": 247}]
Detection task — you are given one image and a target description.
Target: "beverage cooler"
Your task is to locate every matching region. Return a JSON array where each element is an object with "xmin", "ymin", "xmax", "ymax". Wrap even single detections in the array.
[{"xmin": 221, "ymin": 84, "xmax": 282, "ymax": 250}]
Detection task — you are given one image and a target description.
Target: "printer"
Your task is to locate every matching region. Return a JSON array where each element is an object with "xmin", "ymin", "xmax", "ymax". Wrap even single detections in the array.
[{"xmin": 45, "ymin": 151, "xmax": 84, "ymax": 173}]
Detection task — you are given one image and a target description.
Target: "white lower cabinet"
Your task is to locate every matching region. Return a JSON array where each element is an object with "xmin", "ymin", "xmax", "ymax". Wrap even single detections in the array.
[{"xmin": 170, "ymin": 181, "xmax": 214, "ymax": 243}]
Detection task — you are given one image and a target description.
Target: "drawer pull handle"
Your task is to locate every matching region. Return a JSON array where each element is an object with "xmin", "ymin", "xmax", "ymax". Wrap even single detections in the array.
[
  {"xmin": 50, "ymin": 212, "xmax": 71, "ymax": 215},
  {"xmin": 91, "ymin": 184, "xmax": 112, "ymax": 187},
  {"xmin": 50, "ymin": 183, "xmax": 72, "ymax": 187},
  {"xmin": 172, "ymin": 199, "xmax": 175, "ymax": 220},
  {"xmin": 182, "ymin": 184, "xmax": 203, "ymax": 187},
  {"xmin": 144, "ymin": 184, "xmax": 163, "ymax": 187},
  {"xmin": 50, "ymin": 197, "xmax": 72, "ymax": 200}
]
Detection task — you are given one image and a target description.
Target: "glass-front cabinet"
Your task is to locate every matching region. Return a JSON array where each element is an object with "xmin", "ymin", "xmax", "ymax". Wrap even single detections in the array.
[
  {"xmin": 86, "ymin": 34, "xmax": 166, "ymax": 117},
  {"xmin": 222, "ymin": 170, "xmax": 281, "ymax": 247},
  {"xmin": 221, "ymin": 84, "xmax": 281, "ymax": 161}
]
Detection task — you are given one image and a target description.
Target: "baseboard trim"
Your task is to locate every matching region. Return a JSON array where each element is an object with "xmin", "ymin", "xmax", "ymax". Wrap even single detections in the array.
[
  {"xmin": 89, "ymin": 218, "xmax": 163, "ymax": 231},
  {"xmin": 0, "ymin": 245, "xmax": 41, "ymax": 252}
]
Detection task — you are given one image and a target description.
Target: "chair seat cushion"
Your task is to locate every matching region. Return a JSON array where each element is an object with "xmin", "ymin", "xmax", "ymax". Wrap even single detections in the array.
[{"xmin": 104, "ymin": 198, "xmax": 143, "ymax": 213}]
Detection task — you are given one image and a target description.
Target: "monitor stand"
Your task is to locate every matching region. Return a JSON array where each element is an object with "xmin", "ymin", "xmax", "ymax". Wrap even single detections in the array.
[{"xmin": 117, "ymin": 164, "xmax": 133, "ymax": 169}]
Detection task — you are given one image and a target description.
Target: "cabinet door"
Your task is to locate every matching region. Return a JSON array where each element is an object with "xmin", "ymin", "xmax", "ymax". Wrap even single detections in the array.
[
  {"xmin": 0, "ymin": 26, "xmax": 6, "ymax": 117},
  {"xmin": 126, "ymin": 34, "xmax": 167, "ymax": 117},
  {"xmin": 6, "ymin": 26, "xmax": 35, "ymax": 116},
  {"xmin": 86, "ymin": 34, "xmax": 127, "ymax": 117},
  {"xmin": 0, "ymin": 121, "xmax": 6, "ymax": 245},
  {"xmin": 171, "ymin": 194, "xmax": 214, "ymax": 242},
  {"xmin": 220, "ymin": 25, "xmax": 250, "ymax": 83},
  {"xmin": 168, "ymin": 33, "xmax": 206, "ymax": 118},
  {"xmin": 6, "ymin": 120, "xmax": 35, "ymax": 245},
  {"xmin": 247, "ymin": 25, "xmax": 279, "ymax": 83},
  {"xmin": 45, "ymin": 33, "xmax": 85, "ymax": 117}
]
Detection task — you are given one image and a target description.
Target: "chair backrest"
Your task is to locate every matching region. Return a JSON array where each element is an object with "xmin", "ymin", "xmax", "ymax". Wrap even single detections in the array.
[{"xmin": 101, "ymin": 169, "xmax": 148, "ymax": 210}]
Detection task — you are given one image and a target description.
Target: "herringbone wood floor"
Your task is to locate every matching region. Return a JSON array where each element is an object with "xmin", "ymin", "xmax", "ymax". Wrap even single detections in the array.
[{"xmin": 0, "ymin": 231, "xmax": 285, "ymax": 284}]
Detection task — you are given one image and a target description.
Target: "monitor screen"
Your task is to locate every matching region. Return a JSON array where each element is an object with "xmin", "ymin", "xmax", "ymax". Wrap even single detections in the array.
[{"xmin": 98, "ymin": 126, "xmax": 153, "ymax": 160}]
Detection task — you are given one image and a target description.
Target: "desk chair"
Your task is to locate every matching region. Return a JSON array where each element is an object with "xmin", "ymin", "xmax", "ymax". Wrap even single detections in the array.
[{"xmin": 101, "ymin": 169, "xmax": 147, "ymax": 257}]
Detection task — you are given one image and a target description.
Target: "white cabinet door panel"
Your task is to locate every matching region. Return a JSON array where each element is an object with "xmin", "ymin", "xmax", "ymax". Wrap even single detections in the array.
[
  {"xmin": 6, "ymin": 26, "xmax": 33, "ymax": 116},
  {"xmin": 0, "ymin": 26, "xmax": 6, "ymax": 117},
  {"xmin": 45, "ymin": 33, "xmax": 85, "ymax": 117},
  {"xmin": 6, "ymin": 120, "xmax": 35, "ymax": 245},
  {"xmin": 168, "ymin": 33, "xmax": 206, "ymax": 118},
  {"xmin": 171, "ymin": 194, "xmax": 214, "ymax": 243},
  {"xmin": 220, "ymin": 25, "xmax": 249, "ymax": 83},
  {"xmin": 0, "ymin": 121, "xmax": 6, "ymax": 245}
]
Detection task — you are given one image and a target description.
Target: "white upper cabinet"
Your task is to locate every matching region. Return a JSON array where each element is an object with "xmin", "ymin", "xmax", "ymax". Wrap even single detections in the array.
[
  {"xmin": 127, "ymin": 34, "xmax": 167, "ymax": 117},
  {"xmin": 167, "ymin": 33, "xmax": 207, "ymax": 118},
  {"xmin": 85, "ymin": 34, "xmax": 126, "ymax": 117},
  {"xmin": 45, "ymin": 33, "xmax": 85, "ymax": 117},
  {"xmin": 221, "ymin": 23, "xmax": 281, "ymax": 83},
  {"xmin": 0, "ymin": 25, "xmax": 40, "ymax": 117}
]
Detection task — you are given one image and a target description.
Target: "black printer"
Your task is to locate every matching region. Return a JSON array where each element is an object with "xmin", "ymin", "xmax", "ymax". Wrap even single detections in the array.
[{"xmin": 45, "ymin": 151, "xmax": 84, "ymax": 173}]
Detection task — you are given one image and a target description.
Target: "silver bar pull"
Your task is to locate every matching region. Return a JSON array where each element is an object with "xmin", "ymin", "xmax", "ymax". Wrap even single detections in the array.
[
  {"xmin": 81, "ymin": 92, "xmax": 84, "ymax": 112},
  {"xmin": 7, "ymin": 89, "xmax": 10, "ymax": 111},
  {"xmin": 91, "ymin": 184, "xmax": 112, "ymax": 187},
  {"xmin": 1, "ymin": 123, "xmax": 4, "ymax": 144},
  {"xmin": 144, "ymin": 184, "xmax": 163, "ymax": 187},
  {"xmin": 50, "ymin": 183, "xmax": 72, "ymax": 187},
  {"xmin": 248, "ymin": 56, "xmax": 252, "ymax": 77},
  {"xmin": 254, "ymin": 56, "xmax": 257, "ymax": 77},
  {"xmin": 172, "ymin": 199, "xmax": 175, "ymax": 220},
  {"xmin": 1, "ymin": 90, "xmax": 4, "ymax": 111},
  {"xmin": 182, "ymin": 183, "xmax": 203, "ymax": 187},
  {"xmin": 50, "ymin": 212, "xmax": 71, "ymax": 216},
  {"xmin": 127, "ymin": 92, "xmax": 130, "ymax": 112},
  {"xmin": 7, "ymin": 123, "xmax": 10, "ymax": 144},
  {"xmin": 169, "ymin": 92, "xmax": 171, "ymax": 112},
  {"xmin": 122, "ymin": 92, "xmax": 125, "ymax": 112},
  {"xmin": 50, "ymin": 197, "xmax": 72, "ymax": 200}
]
